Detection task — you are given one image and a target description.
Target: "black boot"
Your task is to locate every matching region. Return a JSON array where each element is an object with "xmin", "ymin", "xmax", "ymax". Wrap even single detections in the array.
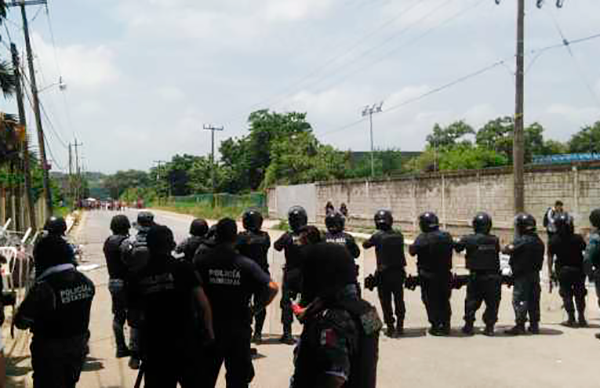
[
  {"xmin": 578, "ymin": 312, "xmax": 588, "ymax": 328},
  {"xmin": 483, "ymin": 324, "xmax": 495, "ymax": 337},
  {"xmin": 528, "ymin": 322, "xmax": 540, "ymax": 334},
  {"xmin": 562, "ymin": 312, "xmax": 577, "ymax": 328},
  {"xmin": 461, "ymin": 322, "xmax": 474, "ymax": 336},
  {"xmin": 395, "ymin": 321, "xmax": 404, "ymax": 337},
  {"xmin": 505, "ymin": 323, "xmax": 526, "ymax": 335},
  {"xmin": 385, "ymin": 323, "xmax": 395, "ymax": 338},
  {"xmin": 280, "ymin": 325, "xmax": 295, "ymax": 345}
]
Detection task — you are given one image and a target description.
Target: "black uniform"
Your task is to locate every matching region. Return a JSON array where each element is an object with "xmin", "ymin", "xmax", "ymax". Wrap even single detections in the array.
[
  {"xmin": 103, "ymin": 234, "xmax": 130, "ymax": 355},
  {"xmin": 196, "ymin": 244, "xmax": 271, "ymax": 388},
  {"xmin": 549, "ymin": 233, "xmax": 587, "ymax": 319},
  {"xmin": 454, "ymin": 233, "xmax": 502, "ymax": 327},
  {"xmin": 135, "ymin": 255, "xmax": 205, "ymax": 387},
  {"xmin": 274, "ymin": 231, "xmax": 304, "ymax": 332},
  {"xmin": 324, "ymin": 231, "xmax": 360, "ymax": 259},
  {"xmin": 291, "ymin": 243, "xmax": 381, "ymax": 388},
  {"xmin": 409, "ymin": 230, "xmax": 454, "ymax": 331},
  {"xmin": 236, "ymin": 230, "xmax": 271, "ymax": 340},
  {"xmin": 507, "ymin": 234, "xmax": 545, "ymax": 327},
  {"xmin": 15, "ymin": 260, "xmax": 94, "ymax": 388},
  {"xmin": 363, "ymin": 229, "xmax": 406, "ymax": 331},
  {"xmin": 176, "ymin": 235, "xmax": 207, "ymax": 262}
]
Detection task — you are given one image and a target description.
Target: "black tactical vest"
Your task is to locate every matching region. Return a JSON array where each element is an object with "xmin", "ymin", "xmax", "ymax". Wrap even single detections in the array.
[
  {"xmin": 34, "ymin": 269, "xmax": 95, "ymax": 339},
  {"xmin": 374, "ymin": 230, "xmax": 406, "ymax": 270},
  {"xmin": 464, "ymin": 234, "xmax": 500, "ymax": 272},
  {"xmin": 237, "ymin": 231, "xmax": 270, "ymax": 270}
]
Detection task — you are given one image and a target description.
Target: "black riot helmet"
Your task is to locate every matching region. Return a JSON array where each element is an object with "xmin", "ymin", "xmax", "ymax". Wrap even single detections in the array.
[
  {"xmin": 190, "ymin": 218, "xmax": 209, "ymax": 237},
  {"xmin": 242, "ymin": 209, "xmax": 263, "ymax": 232},
  {"xmin": 137, "ymin": 211, "xmax": 155, "ymax": 228},
  {"xmin": 325, "ymin": 211, "xmax": 345, "ymax": 234},
  {"xmin": 288, "ymin": 206, "xmax": 308, "ymax": 233},
  {"xmin": 514, "ymin": 213, "xmax": 537, "ymax": 235},
  {"xmin": 374, "ymin": 209, "xmax": 393, "ymax": 231},
  {"xmin": 146, "ymin": 224, "xmax": 176, "ymax": 256},
  {"xmin": 472, "ymin": 212, "xmax": 492, "ymax": 234},
  {"xmin": 110, "ymin": 215, "xmax": 131, "ymax": 235},
  {"xmin": 554, "ymin": 213, "xmax": 573, "ymax": 236},
  {"xmin": 419, "ymin": 212, "xmax": 439, "ymax": 233},
  {"xmin": 44, "ymin": 216, "xmax": 67, "ymax": 236},
  {"xmin": 589, "ymin": 209, "xmax": 600, "ymax": 229}
]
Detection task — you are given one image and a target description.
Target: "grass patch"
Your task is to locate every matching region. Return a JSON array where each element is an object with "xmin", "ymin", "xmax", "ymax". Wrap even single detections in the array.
[
  {"xmin": 54, "ymin": 207, "xmax": 71, "ymax": 219},
  {"xmin": 154, "ymin": 202, "xmax": 267, "ymax": 221},
  {"xmin": 273, "ymin": 219, "xmax": 289, "ymax": 231}
]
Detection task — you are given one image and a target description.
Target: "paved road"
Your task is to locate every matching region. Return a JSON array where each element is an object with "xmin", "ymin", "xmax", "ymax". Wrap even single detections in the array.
[{"xmin": 8, "ymin": 209, "xmax": 600, "ymax": 387}]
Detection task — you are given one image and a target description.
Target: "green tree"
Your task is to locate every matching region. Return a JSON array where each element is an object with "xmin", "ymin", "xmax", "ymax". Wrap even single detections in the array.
[
  {"xmin": 426, "ymin": 121, "xmax": 475, "ymax": 149},
  {"xmin": 568, "ymin": 121, "xmax": 600, "ymax": 154},
  {"xmin": 104, "ymin": 170, "xmax": 151, "ymax": 199},
  {"xmin": 246, "ymin": 110, "xmax": 313, "ymax": 189},
  {"xmin": 264, "ymin": 132, "xmax": 346, "ymax": 187},
  {"xmin": 475, "ymin": 117, "xmax": 547, "ymax": 163},
  {"xmin": 438, "ymin": 144, "xmax": 508, "ymax": 171}
]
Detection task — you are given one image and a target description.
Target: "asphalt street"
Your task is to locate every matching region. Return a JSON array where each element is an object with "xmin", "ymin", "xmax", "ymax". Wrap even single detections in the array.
[{"xmin": 9, "ymin": 208, "xmax": 600, "ymax": 387}]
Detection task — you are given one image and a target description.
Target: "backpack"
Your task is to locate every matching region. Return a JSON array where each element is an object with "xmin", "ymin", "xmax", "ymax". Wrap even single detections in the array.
[{"xmin": 121, "ymin": 233, "xmax": 150, "ymax": 273}]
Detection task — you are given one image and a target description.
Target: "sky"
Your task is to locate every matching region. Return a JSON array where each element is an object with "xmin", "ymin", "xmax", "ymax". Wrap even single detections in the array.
[{"xmin": 1, "ymin": 0, "xmax": 599, "ymax": 174}]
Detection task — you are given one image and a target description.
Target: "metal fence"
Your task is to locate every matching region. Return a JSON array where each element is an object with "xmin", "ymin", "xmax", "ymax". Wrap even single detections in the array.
[{"xmin": 171, "ymin": 193, "xmax": 267, "ymax": 209}]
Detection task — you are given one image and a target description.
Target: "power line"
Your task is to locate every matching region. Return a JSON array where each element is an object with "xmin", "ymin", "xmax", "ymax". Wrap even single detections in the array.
[
  {"xmin": 544, "ymin": 9, "xmax": 600, "ymax": 108},
  {"xmin": 299, "ymin": 0, "xmax": 486, "ymax": 101},
  {"xmin": 274, "ymin": 0, "xmax": 465, "ymax": 111},
  {"xmin": 241, "ymin": 0, "xmax": 428, "ymax": 113},
  {"xmin": 318, "ymin": 31, "xmax": 600, "ymax": 138}
]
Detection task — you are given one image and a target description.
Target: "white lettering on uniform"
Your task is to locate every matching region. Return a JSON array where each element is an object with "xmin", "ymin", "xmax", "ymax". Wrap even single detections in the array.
[
  {"xmin": 208, "ymin": 269, "xmax": 241, "ymax": 286},
  {"xmin": 60, "ymin": 284, "xmax": 94, "ymax": 304}
]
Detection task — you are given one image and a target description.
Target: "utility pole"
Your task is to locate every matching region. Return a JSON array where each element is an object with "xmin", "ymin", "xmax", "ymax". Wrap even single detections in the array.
[
  {"xmin": 361, "ymin": 102, "xmax": 383, "ymax": 178},
  {"xmin": 8, "ymin": 0, "xmax": 53, "ymax": 216},
  {"xmin": 495, "ymin": 0, "xmax": 564, "ymax": 214},
  {"xmin": 153, "ymin": 160, "xmax": 166, "ymax": 204},
  {"xmin": 10, "ymin": 42, "xmax": 36, "ymax": 230},
  {"xmin": 68, "ymin": 143, "xmax": 72, "ymax": 205},
  {"xmin": 202, "ymin": 124, "xmax": 224, "ymax": 196},
  {"xmin": 72, "ymin": 139, "xmax": 83, "ymax": 206}
]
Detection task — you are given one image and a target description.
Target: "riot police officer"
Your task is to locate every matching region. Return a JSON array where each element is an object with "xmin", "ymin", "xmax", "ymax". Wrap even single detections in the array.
[
  {"xmin": 103, "ymin": 215, "xmax": 132, "ymax": 358},
  {"xmin": 41, "ymin": 216, "xmax": 76, "ymax": 272},
  {"xmin": 362, "ymin": 209, "xmax": 406, "ymax": 337},
  {"xmin": 548, "ymin": 214, "xmax": 587, "ymax": 327},
  {"xmin": 236, "ymin": 209, "xmax": 271, "ymax": 343},
  {"xmin": 175, "ymin": 218, "xmax": 209, "ymax": 262},
  {"xmin": 274, "ymin": 206, "xmax": 308, "ymax": 344},
  {"xmin": 454, "ymin": 212, "xmax": 502, "ymax": 336},
  {"xmin": 409, "ymin": 212, "xmax": 454, "ymax": 336},
  {"xmin": 503, "ymin": 213, "xmax": 545, "ymax": 335},
  {"xmin": 135, "ymin": 224, "xmax": 214, "ymax": 387},
  {"xmin": 196, "ymin": 218, "xmax": 279, "ymax": 388},
  {"xmin": 15, "ymin": 233, "xmax": 95, "ymax": 388},
  {"xmin": 583, "ymin": 208, "xmax": 600, "ymax": 339},
  {"xmin": 324, "ymin": 211, "xmax": 360, "ymax": 259},
  {"xmin": 120, "ymin": 210, "xmax": 155, "ymax": 369},
  {"xmin": 291, "ymin": 241, "xmax": 381, "ymax": 388}
]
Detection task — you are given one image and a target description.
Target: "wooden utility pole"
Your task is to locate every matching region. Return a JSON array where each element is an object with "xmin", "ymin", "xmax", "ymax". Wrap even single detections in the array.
[
  {"xmin": 72, "ymin": 139, "xmax": 83, "ymax": 205},
  {"xmin": 513, "ymin": 0, "xmax": 525, "ymax": 213},
  {"xmin": 10, "ymin": 42, "xmax": 36, "ymax": 230},
  {"xmin": 202, "ymin": 124, "xmax": 224, "ymax": 197},
  {"xmin": 495, "ymin": 0, "xmax": 564, "ymax": 214},
  {"xmin": 8, "ymin": 0, "xmax": 53, "ymax": 216}
]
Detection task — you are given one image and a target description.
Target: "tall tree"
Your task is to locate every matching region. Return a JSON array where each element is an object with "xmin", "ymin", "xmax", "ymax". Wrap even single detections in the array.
[
  {"xmin": 569, "ymin": 121, "xmax": 600, "ymax": 154},
  {"xmin": 426, "ymin": 121, "xmax": 475, "ymax": 149}
]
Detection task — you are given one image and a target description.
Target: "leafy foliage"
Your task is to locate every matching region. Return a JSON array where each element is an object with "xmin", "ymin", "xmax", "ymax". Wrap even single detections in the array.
[
  {"xmin": 568, "ymin": 121, "xmax": 600, "ymax": 154},
  {"xmin": 426, "ymin": 121, "xmax": 475, "ymax": 149}
]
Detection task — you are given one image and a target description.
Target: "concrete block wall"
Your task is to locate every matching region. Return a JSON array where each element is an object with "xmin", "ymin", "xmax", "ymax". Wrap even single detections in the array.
[{"xmin": 268, "ymin": 162, "xmax": 600, "ymax": 238}]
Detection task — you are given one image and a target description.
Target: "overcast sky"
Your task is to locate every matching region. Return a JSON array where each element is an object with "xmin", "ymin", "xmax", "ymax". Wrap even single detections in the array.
[{"xmin": 1, "ymin": 0, "xmax": 599, "ymax": 173}]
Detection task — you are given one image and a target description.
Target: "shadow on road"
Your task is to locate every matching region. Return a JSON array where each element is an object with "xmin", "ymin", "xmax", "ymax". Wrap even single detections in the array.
[
  {"xmin": 82, "ymin": 357, "xmax": 105, "ymax": 372},
  {"xmin": 6, "ymin": 355, "xmax": 32, "ymax": 377}
]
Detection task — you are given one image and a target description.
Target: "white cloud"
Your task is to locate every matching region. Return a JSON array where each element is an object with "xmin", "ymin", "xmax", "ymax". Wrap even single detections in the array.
[
  {"xmin": 546, "ymin": 104, "xmax": 600, "ymax": 125},
  {"xmin": 263, "ymin": 0, "xmax": 336, "ymax": 22},
  {"xmin": 156, "ymin": 86, "xmax": 185, "ymax": 102},
  {"xmin": 34, "ymin": 34, "xmax": 119, "ymax": 90}
]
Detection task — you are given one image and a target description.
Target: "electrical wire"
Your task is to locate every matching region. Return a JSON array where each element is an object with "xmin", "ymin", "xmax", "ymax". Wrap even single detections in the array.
[
  {"xmin": 242, "ymin": 0, "xmax": 428, "ymax": 113},
  {"xmin": 545, "ymin": 9, "xmax": 600, "ymax": 108},
  {"xmin": 317, "ymin": 31, "xmax": 600, "ymax": 139}
]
